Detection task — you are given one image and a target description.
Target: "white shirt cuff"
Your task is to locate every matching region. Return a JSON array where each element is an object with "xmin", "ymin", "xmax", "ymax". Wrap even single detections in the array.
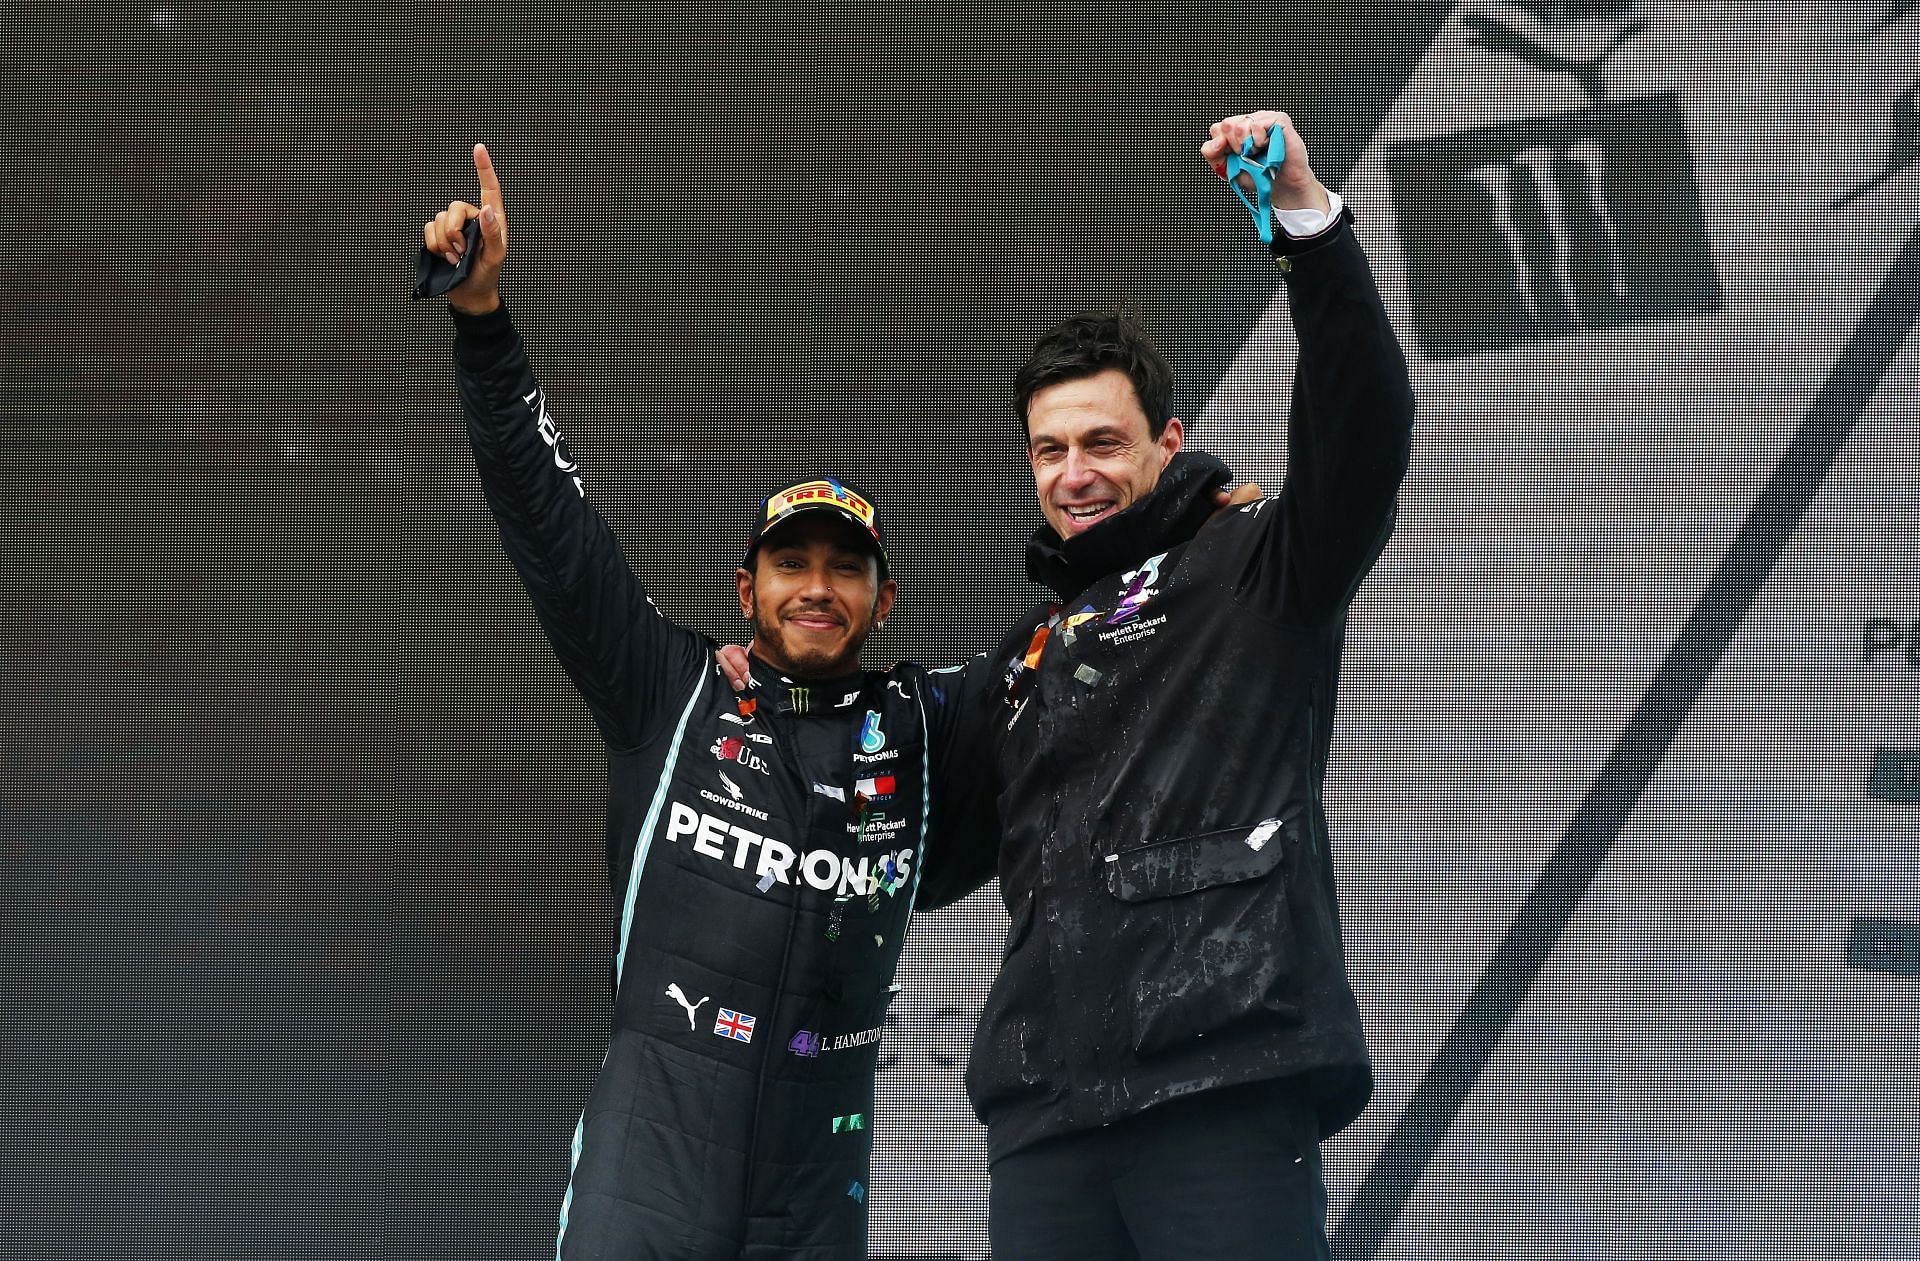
[{"xmin": 1272, "ymin": 190, "xmax": 1344, "ymax": 240}]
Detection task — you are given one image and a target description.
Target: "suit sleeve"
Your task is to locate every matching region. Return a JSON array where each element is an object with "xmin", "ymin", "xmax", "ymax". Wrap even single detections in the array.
[
  {"xmin": 913, "ymin": 651, "xmax": 1005, "ymax": 911},
  {"xmin": 1258, "ymin": 211, "xmax": 1417, "ymax": 622},
  {"xmin": 453, "ymin": 305, "xmax": 708, "ymax": 750}
]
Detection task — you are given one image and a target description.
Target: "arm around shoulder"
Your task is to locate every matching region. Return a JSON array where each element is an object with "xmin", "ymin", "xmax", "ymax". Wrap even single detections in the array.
[{"xmin": 913, "ymin": 652, "xmax": 1005, "ymax": 911}]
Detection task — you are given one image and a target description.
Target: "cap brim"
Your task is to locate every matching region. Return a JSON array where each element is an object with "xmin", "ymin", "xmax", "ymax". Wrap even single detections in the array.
[{"xmin": 752, "ymin": 505, "xmax": 889, "ymax": 570}]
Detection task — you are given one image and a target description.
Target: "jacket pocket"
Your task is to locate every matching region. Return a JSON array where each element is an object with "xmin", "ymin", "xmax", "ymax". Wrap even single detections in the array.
[
  {"xmin": 1102, "ymin": 819, "xmax": 1290, "ymax": 901},
  {"xmin": 1101, "ymin": 819, "xmax": 1302, "ymax": 1058}
]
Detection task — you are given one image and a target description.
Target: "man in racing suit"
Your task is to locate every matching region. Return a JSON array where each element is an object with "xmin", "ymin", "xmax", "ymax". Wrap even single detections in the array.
[
  {"xmin": 421, "ymin": 145, "xmax": 994, "ymax": 1260},
  {"xmin": 964, "ymin": 111, "xmax": 1419, "ymax": 1258}
]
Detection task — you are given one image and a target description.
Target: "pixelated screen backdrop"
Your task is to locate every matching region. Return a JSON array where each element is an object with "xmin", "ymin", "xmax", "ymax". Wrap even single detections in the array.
[{"xmin": 1, "ymin": 2, "xmax": 1914, "ymax": 1257}]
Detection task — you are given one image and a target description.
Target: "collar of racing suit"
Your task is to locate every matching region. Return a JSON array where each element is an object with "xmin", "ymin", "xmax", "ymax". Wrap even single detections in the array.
[
  {"xmin": 742, "ymin": 656, "xmax": 870, "ymax": 716},
  {"xmin": 1023, "ymin": 447, "xmax": 1234, "ymax": 602}
]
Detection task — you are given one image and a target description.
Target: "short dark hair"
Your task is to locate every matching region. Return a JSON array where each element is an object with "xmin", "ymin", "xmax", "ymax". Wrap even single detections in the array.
[{"xmin": 1014, "ymin": 307, "xmax": 1175, "ymax": 440}]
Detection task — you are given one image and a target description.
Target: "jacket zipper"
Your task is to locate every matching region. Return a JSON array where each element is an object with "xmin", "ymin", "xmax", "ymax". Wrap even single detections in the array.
[{"xmin": 735, "ymin": 689, "xmax": 814, "ymax": 1234}]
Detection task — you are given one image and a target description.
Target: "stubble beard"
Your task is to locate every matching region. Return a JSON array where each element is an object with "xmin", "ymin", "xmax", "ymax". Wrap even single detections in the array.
[{"xmin": 750, "ymin": 599, "xmax": 867, "ymax": 679}]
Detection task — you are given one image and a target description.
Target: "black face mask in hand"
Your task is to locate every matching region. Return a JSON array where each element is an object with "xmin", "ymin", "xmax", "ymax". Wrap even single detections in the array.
[{"xmin": 410, "ymin": 218, "xmax": 481, "ymax": 300}]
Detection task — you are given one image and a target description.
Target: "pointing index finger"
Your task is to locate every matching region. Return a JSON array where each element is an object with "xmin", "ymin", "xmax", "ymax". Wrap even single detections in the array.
[{"xmin": 473, "ymin": 142, "xmax": 503, "ymax": 208}]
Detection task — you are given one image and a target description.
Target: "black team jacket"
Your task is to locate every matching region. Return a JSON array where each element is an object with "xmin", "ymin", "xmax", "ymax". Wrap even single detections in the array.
[
  {"xmin": 959, "ymin": 212, "xmax": 1417, "ymax": 1161},
  {"xmin": 452, "ymin": 305, "xmax": 995, "ymax": 1260}
]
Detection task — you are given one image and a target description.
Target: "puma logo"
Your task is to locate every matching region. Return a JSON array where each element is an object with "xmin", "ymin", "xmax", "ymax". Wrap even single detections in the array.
[
  {"xmin": 665, "ymin": 983, "xmax": 710, "ymax": 1031},
  {"xmin": 1462, "ymin": 9, "xmax": 1644, "ymax": 104},
  {"xmin": 1834, "ymin": 84, "xmax": 1919, "ymax": 210}
]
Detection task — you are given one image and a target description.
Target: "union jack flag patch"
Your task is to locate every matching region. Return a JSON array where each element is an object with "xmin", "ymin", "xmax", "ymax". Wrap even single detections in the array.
[{"xmin": 714, "ymin": 1008, "xmax": 756, "ymax": 1043}]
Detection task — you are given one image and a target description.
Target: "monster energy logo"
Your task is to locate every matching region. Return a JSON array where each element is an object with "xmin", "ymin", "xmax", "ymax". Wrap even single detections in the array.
[
  {"xmin": 787, "ymin": 686, "xmax": 810, "ymax": 713},
  {"xmin": 1389, "ymin": 93, "xmax": 1722, "ymax": 358},
  {"xmin": 1464, "ymin": 137, "xmax": 1625, "ymax": 322}
]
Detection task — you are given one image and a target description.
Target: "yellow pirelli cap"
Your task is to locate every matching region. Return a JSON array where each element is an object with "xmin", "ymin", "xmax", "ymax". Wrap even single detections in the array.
[{"xmin": 744, "ymin": 477, "xmax": 888, "ymax": 575}]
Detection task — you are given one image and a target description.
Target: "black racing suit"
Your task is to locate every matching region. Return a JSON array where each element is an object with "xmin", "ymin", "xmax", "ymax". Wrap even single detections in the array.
[
  {"xmin": 962, "ymin": 212, "xmax": 1417, "ymax": 1163},
  {"xmin": 452, "ymin": 305, "xmax": 994, "ymax": 1260}
]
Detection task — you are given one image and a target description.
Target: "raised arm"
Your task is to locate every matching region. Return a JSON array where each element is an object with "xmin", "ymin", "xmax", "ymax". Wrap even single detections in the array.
[
  {"xmin": 426, "ymin": 144, "xmax": 706, "ymax": 749},
  {"xmin": 1204, "ymin": 112, "xmax": 1417, "ymax": 622}
]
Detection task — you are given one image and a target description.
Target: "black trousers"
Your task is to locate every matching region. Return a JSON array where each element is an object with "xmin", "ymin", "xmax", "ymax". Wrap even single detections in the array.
[{"xmin": 987, "ymin": 1079, "xmax": 1332, "ymax": 1261}]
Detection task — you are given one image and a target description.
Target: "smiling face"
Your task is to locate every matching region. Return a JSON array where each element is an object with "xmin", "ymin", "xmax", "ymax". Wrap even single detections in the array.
[
  {"xmin": 1026, "ymin": 368, "xmax": 1185, "ymax": 539},
  {"xmin": 736, "ymin": 514, "xmax": 895, "ymax": 679}
]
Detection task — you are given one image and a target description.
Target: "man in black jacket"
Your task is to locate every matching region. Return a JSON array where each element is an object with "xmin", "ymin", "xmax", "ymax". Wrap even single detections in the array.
[
  {"xmin": 969, "ymin": 110, "xmax": 1418, "ymax": 1259},
  {"xmin": 419, "ymin": 146, "xmax": 998, "ymax": 1260}
]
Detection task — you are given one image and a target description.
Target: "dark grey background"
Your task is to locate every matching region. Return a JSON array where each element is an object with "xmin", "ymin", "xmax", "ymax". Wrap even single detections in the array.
[{"xmin": 3, "ymin": 3, "xmax": 1913, "ymax": 1259}]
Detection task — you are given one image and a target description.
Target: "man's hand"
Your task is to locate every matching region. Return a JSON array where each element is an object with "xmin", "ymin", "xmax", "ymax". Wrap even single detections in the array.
[
  {"xmin": 421, "ymin": 143, "xmax": 509, "ymax": 315},
  {"xmin": 1199, "ymin": 111, "xmax": 1330, "ymax": 218},
  {"xmin": 1209, "ymin": 481, "xmax": 1265, "ymax": 525},
  {"xmin": 717, "ymin": 643, "xmax": 753, "ymax": 692}
]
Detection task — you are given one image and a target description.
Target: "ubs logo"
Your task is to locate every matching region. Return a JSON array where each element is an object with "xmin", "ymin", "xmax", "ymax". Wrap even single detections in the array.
[{"xmin": 712, "ymin": 735, "xmax": 770, "ymax": 775}]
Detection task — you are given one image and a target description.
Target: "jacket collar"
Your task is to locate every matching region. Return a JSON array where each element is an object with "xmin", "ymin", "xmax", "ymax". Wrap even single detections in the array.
[
  {"xmin": 743, "ymin": 656, "xmax": 869, "ymax": 716},
  {"xmin": 1023, "ymin": 449, "xmax": 1234, "ymax": 601}
]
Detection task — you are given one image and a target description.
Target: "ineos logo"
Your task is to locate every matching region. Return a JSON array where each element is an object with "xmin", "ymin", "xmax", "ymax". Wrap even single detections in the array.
[
  {"xmin": 521, "ymin": 388, "xmax": 585, "ymax": 496},
  {"xmin": 711, "ymin": 735, "xmax": 770, "ymax": 775}
]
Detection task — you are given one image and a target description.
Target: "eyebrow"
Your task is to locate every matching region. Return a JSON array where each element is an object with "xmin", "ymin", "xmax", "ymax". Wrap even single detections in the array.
[
  {"xmin": 1032, "ymin": 425, "xmax": 1128, "ymax": 447},
  {"xmin": 766, "ymin": 545, "xmax": 870, "ymax": 563}
]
